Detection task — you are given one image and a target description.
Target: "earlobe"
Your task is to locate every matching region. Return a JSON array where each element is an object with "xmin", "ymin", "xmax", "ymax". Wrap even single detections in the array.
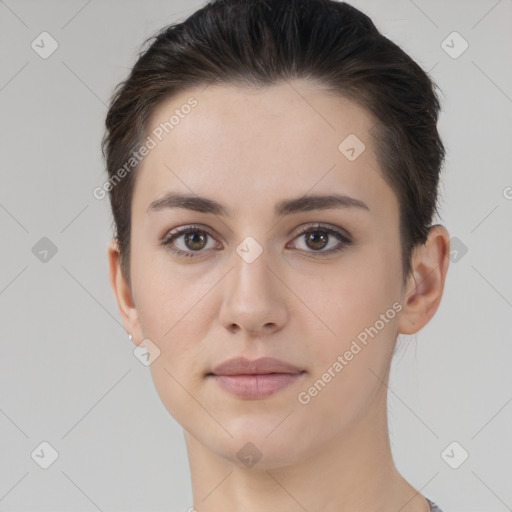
[
  {"xmin": 107, "ymin": 239, "xmax": 141, "ymax": 344},
  {"xmin": 397, "ymin": 225, "xmax": 450, "ymax": 335}
]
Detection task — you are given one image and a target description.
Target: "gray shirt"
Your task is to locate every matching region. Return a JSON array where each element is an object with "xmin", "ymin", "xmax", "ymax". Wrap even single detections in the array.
[{"xmin": 426, "ymin": 497, "xmax": 443, "ymax": 511}]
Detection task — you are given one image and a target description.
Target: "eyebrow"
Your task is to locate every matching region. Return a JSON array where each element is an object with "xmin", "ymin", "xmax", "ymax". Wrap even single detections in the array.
[{"xmin": 146, "ymin": 191, "xmax": 370, "ymax": 217}]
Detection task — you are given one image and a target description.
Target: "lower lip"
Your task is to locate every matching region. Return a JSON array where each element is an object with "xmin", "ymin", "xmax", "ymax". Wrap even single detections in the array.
[{"xmin": 209, "ymin": 373, "xmax": 305, "ymax": 398}]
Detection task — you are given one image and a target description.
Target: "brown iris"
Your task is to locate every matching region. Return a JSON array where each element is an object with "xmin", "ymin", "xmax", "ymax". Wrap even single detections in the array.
[
  {"xmin": 185, "ymin": 232, "xmax": 208, "ymax": 250},
  {"xmin": 305, "ymin": 231, "xmax": 328, "ymax": 251}
]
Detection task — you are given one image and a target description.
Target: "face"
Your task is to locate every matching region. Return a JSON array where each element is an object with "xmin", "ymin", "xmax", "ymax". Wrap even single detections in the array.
[{"xmin": 118, "ymin": 80, "xmax": 408, "ymax": 468}]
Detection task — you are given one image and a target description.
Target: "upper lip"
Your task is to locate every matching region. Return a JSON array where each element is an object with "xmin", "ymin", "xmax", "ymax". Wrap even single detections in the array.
[{"xmin": 208, "ymin": 357, "xmax": 305, "ymax": 376}]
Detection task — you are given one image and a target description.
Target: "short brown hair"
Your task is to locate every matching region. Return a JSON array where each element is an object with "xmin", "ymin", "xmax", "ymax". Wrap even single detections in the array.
[{"xmin": 101, "ymin": 0, "xmax": 446, "ymax": 288}]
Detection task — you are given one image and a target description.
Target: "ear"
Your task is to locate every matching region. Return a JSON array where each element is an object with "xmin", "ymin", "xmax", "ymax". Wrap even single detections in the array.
[
  {"xmin": 397, "ymin": 225, "xmax": 450, "ymax": 335},
  {"xmin": 107, "ymin": 239, "xmax": 141, "ymax": 345}
]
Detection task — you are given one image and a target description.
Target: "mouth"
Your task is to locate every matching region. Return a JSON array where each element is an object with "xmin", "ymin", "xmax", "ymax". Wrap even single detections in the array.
[
  {"xmin": 206, "ymin": 356, "xmax": 306, "ymax": 399},
  {"xmin": 207, "ymin": 356, "xmax": 305, "ymax": 376}
]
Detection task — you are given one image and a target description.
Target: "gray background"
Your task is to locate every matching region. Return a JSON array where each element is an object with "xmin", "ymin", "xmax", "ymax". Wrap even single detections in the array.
[{"xmin": 0, "ymin": 0, "xmax": 511, "ymax": 510}]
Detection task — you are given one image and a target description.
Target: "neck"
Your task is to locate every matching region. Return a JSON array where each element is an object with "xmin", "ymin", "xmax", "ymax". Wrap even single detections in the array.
[{"xmin": 183, "ymin": 387, "xmax": 430, "ymax": 512}]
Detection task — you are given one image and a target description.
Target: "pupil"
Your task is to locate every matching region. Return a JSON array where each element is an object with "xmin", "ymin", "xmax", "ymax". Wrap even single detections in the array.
[
  {"xmin": 186, "ymin": 232, "xmax": 206, "ymax": 250},
  {"xmin": 307, "ymin": 232, "xmax": 327, "ymax": 250}
]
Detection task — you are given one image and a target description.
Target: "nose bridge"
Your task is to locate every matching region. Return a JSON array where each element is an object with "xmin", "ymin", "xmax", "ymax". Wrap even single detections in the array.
[
  {"xmin": 235, "ymin": 244, "xmax": 272, "ymax": 289},
  {"xmin": 219, "ymin": 236, "xmax": 287, "ymax": 334},
  {"xmin": 230, "ymin": 239, "xmax": 277, "ymax": 305}
]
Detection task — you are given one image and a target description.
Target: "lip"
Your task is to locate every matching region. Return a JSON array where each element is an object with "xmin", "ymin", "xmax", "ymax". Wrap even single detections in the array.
[
  {"xmin": 206, "ymin": 357, "xmax": 306, "ymax": 399},
  {"xmin": 209, "ymin": 356, "xmax": 304, "ymax": 376}
]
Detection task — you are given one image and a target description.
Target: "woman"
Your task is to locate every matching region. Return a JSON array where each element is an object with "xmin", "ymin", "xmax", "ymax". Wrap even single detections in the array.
[{"xmin": 102, "ymin": 1, "xmax": 449, "ymax": 510}]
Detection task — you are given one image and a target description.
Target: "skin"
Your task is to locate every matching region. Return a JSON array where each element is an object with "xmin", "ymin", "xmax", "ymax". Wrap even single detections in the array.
[{"xmin": 108, "ymin": 79, "xmax": 450, "ymax": 512}]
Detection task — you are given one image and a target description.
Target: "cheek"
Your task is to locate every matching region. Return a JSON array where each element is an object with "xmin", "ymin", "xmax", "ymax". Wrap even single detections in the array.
[
  {"xmin": 132, "ymin": 243, "xmax": 215, "ymax": 336},
  {"xmin": 130, "ymin": 259, "xmax": 217, "ymax": 405},
  {"xmin": 301, "ymin": 251, "xmax": 400, "ymax": 350},
  {"xmin": 133, "ymin": 262, "xmax": 216, "ymax": 426},
  {"xmin": 293, "ymin": 273, "xmax": 400, "ymax": 439},
  {"xmin": 295, "ymin": 241, "xmax": 402, "ymax": 400}
]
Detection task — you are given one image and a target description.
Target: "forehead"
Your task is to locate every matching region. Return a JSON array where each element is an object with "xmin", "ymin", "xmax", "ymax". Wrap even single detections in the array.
[{"xmin": 133, "ymin": 79, "xmax": 397, "ymax": 221}]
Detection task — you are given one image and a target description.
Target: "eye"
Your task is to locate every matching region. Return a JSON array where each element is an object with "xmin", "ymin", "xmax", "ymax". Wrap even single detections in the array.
[
  {"xmin": 161, "ymin": 223, "xmax": 352, "ymax": 259},
  {"xmin": 288, "ymin": 224, "xmax": 352, "ymax": 256},
  {"xmin": 161, "ymin": 225, "xmax": 220, "ymax": 258}
]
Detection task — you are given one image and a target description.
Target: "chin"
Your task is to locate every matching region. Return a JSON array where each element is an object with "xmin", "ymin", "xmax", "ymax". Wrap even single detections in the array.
[{"xmin": 202, "ymin": 419, "xmax": 317, "ymax": 469}]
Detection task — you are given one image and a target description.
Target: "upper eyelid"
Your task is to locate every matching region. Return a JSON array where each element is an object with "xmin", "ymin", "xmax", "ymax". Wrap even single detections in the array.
[{"xmin": 294, "ymin": 223, "xmax": 351, "ymax": 239}]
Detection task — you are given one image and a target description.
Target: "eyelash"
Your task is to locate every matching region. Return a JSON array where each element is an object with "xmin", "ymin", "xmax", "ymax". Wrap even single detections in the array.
[{"xmin": 160, "ymin": 223, "xmax": 353, "ymax": 259}]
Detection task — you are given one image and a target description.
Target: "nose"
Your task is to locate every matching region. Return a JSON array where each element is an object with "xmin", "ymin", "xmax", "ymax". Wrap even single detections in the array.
[{"xmin": 218, "ymin": 248, "xmax": 289, "ymax": 337}]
